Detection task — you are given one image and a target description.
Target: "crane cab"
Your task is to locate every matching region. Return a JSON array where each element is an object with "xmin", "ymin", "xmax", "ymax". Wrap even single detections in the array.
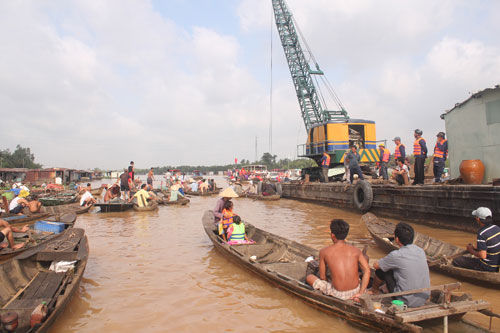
[{"xmin": 299, "ymin": 119, "xmax": 378, "ymax": 166}]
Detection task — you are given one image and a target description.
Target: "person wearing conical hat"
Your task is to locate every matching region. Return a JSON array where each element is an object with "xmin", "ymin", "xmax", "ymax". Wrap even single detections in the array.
[{"xmin": 214, "ymin": 187, "xmax": 238, "ymax": 223}]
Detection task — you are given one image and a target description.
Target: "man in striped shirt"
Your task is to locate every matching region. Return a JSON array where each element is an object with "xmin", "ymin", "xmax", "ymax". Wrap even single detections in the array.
[{"xmin": 453, "ymin": 207, "xmax": 500, "ymax": 272}]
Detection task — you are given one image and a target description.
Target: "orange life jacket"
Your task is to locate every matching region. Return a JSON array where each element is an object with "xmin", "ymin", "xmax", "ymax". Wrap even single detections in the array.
[
  {"xmin": 222, "ymin": 209, "xmax": 234, "ymax": 228},
  {"xmin": 321, "ymin": 154, "xmax": 331, "ymax": 167},
  {"xmin": 380, "ymin": 148, "xmax": 390, "ymax": 162},
  {"xmin": 413, "ymin": 138, "xmax": 425, "ymax": 156},
  {"xmin": 434, "ymin": 139, "xmax": 448, "ymax": 159},
  {"xmin": 394, "ymin": 144, "xmax": 404, "ymax": 159}
]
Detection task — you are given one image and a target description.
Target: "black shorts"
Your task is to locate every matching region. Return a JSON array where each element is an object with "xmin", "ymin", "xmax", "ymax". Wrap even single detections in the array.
[
  {"xmin": 0, "ymin": 232, "xmax": 5, "ymax": 243},
  {"xmin": 10, "ymin": 205, "xmax": 23, "ymax": 214},
  {"xmin": 120, "ymin": 184, "xmax": 130, "ymax": 191},
  {"xmin": 147, "ymin": 178, "xmax": 153, "ymax": 185}
]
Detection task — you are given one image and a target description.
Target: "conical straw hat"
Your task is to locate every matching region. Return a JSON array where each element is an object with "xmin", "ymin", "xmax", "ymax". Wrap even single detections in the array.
[{"xmin": 219, "ymin": 187, "xmax": 239, "ymax": 198}]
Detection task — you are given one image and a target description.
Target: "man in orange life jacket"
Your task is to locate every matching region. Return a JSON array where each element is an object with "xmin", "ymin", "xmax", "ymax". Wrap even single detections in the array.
[
  {"xmin": 392, "ymin": 137, "xmax": 406, "ymax": 162},
  {"xmin": 433, "ymin": 132, "xmax": 448, "ymax": 183},
  {"xmin": 378, "ymin": 144, "xmax": 390, "ymax": 180},
  {"xmin": 412, "ymin": 129, "xmax": 427, "ymax": 185},
  {"xmin": 320, "ymin": 152, "xmax": 331, "ymax": 183}
]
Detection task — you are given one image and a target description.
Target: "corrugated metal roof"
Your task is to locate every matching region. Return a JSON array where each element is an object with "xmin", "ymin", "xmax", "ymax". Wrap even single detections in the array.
[
  {"xmin": 0, "ymin": 168, "xmax": 28, "ymax": 172},
  {"xmin": 441, "ymin": 84, "xmax": 500, "ymax": 119}
]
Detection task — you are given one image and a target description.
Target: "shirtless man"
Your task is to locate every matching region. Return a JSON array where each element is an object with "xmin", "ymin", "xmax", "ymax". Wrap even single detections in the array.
[
  {"xmin": 0, "ymin": 218, "xmax": 29, "ymax": 250},
  {"xmin": 147, "ymin": 168, "xmax": 155, "ymax": 190},
  {"xmin": 27, "ymin": 195, "xmax": 42, "ymax": 213},
  {"xmin": 306, "ymin": 219, "xmax": 370, "ymax": 300},
  {"xmin": 104, "ymin": 184, "xmax": 121, "ymax": 203}
]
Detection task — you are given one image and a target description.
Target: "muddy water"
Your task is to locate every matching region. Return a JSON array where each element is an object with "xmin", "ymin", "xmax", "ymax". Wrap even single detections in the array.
[{"xmin": 51, "ymin": 182, "xmax": 499, "ymax": 332}]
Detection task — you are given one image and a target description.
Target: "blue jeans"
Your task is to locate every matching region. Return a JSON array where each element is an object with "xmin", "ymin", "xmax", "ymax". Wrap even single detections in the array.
[{"xmin": 349, "ymin": 165, "xmax": 364, "ymax": 183}]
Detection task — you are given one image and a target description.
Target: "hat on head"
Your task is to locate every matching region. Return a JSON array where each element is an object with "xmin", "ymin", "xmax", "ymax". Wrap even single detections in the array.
[
  {"xmin": 414, "ymin": 129, "xmax": 423, "ymax": 135},
  {"xmin": 19, "ymin": 190, "xmax": 29, "ymax": 198},
  {"xmin": 219, "ymin": 187, "xmax": 239, "ymax": 198},
  {"xmin": 437, "ymin": 132, "xmax": 446, "ymax": 138},
  {"xmin": 378, "ymin": 143, "xmax": 385, "ymax": 147},
  {"xmin": 393, "ymin": 136, "xmax": 401, "ymax": 141},
  {"xmin": 472, "ymin": 207, "xmax": 492, "ymax": 220}
]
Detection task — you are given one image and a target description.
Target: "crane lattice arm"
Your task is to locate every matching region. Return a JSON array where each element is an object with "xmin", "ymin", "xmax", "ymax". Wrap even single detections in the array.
[{"xmin": 272, "ymin": 0, "xmax": 348, "ymax": 131}]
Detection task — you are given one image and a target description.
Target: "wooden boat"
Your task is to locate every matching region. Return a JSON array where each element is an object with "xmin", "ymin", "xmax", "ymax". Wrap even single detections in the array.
[
  {"xmin": 133, "ymin": 202, "xmax": 159, "ymax": 211},
  {"xmin": 0, "ymin": 216, "xmax": 76, "ymax": 261},
  {"xmin": 0, "ymin": 228, "xmax": 88, "ymax": 332},
  {"xmin": 90, "ymin": 186, "xmax": 105, "ymax": 197},
  {"xmin": 161, "ymin": 198, "xmax": 190, "ymax": 206},
  {"xmin": 185, "ymin": 190, "xmax": 218, "ymax": 196},
  {"xmin": 0, "ymin": 212, "xmax": 51, "ymax": 225},
  {"xmin": 39, "ymin": 194, "xmax": 77, "ymax": 207},
  {"xmin": 41, "ymin": 202, "xmax": 93, "ymax": 216},
  {"xmin": 363, "ymin": 212, "xmax": 500, "ymax": 288},
  {"xmin": 95, "ymin": 202, "xmax": 134, "ymax": 212},
  {"xmin": 202, "ymin": 210, "xmax": 494, "ymax": 332},
  {"xmin": 245, "ymin": 193, "xmax": 280, "ymax": 201}
]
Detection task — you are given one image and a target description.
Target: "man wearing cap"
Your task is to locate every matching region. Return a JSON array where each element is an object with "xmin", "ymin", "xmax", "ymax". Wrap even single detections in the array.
[
  {"xmin": 378, "ymin": 144, "xmax": 390, "ymax": 180},
  {"xmin": 452, "ymin": 207, "xmax": 500, "ymax": 272},
  {"xmin": 393, "ymin": 137, "xmax": 406, "ymax": 162},
  {"xmin": 412, "ymin": 129, "xmax": 427, "ymax": 185},
  {"xmin": 213, "ymin": 188, "xmax": 239, "ymax": 223},
  {"xmin": 432, "ymin": 132, "xmax": 448, "ymax": 183}
]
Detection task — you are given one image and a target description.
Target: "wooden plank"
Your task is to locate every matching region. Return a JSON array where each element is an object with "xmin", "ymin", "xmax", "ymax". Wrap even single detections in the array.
[
  {"xmin": 21, "ymin": 272, "xmax": 49, "ymax": 299},
  {"xmin": 2, "ymin": 272, "xmax": 40, "ymax": 309},
  {"xmin": 36, "ymin": 251, "xmax": 77, "ymax": 262},
  {"xmin": 395, "ymin": 300, "xmax": 490, "ymax": 323},
  {"xmin": 365, "ymin": 283, "xmax": 460, "ymax": 301},
  {"xmin": 35, "ymin": 272, "xmax": 65, "ymax": 299},
  {"xmin": 77, "ymin": 236, "xmax": 88, "ymax": 260}
]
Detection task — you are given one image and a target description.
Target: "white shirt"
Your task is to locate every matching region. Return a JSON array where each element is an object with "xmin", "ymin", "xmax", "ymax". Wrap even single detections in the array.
[
  {"xmin": 80, "ymin": 191, "xmax": 94, "ymax": 205},
  {"xmin": 9, "ymin": 197, "xmax": 21, "ymax": 210}
]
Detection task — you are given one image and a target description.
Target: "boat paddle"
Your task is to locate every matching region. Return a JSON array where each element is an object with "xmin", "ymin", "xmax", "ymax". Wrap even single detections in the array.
[{"xmin": 428, "ymin": 250, "xmax": 468, "ymax": 267}]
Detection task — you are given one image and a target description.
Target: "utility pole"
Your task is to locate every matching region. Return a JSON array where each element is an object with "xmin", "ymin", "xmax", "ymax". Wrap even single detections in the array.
[{"xmin": 255, "ymin": 136, "xmax": 258, "ymax": 162}]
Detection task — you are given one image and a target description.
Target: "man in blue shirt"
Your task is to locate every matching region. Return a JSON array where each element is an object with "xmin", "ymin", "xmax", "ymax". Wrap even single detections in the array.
[
  {"xmin": 345, "ymin": 146, "xmax": 364, "ymax": 184},
  {"xmin": 453, "ymin": 207, "xmax": 500, "ymax": 272}
]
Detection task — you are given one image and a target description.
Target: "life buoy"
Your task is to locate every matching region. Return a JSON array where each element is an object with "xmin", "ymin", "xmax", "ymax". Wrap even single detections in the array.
[{"xmin": 353, "ymin": 180, "xmax": 373, "ymax": 211}]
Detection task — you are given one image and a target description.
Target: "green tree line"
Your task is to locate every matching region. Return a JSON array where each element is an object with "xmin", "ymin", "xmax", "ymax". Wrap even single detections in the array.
[{"xmin": 0, "ymin": 145, "xmax": 42, "ymax": 169}]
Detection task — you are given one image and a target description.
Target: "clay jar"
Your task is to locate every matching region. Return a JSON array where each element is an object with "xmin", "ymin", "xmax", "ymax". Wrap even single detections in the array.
[{"xmin": 459, "ymin": 160, "xmax": 485, "ymax": 184}]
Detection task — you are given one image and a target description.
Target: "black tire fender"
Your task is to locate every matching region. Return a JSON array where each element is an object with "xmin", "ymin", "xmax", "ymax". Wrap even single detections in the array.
[{"xmin": 353, "ymin": 180, "xmax": 373, "ymax": 211}]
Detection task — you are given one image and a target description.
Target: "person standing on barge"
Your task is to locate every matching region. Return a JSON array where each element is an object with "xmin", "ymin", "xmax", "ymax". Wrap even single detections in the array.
[
  {"xmin": 345, "ymin": 146, "xmax": 364, "ymax": 184},
  {"xmin": 412, "ymin": 129, "xmax": 427, "ymax": 185},
  {"xmin": 432, "ymin": 132, "xmax": 448, "ymax": 183},
  {"xmin": 319, "ymin": 151, "xmax": 331, "ymax": 183}
]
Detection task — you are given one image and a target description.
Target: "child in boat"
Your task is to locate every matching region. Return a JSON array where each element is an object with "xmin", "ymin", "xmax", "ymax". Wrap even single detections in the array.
[
  {"xmin": 220, "ymin": 200, "xmax": 236, "ymax": 241},
  {"xmin": 226, "ymin": 215, "xmax": 249, "ymax": 244}
]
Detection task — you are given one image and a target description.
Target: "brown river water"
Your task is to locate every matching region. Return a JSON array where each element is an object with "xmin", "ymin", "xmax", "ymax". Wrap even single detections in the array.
[{"xmin": 50, "ymin": 179, "xmax": 499, "ymax": 332}]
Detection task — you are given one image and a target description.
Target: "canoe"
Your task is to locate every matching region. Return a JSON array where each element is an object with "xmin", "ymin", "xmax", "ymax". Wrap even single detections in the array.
[
  {"xmin": 41, "ymin": 202, "xmax": 93, "ymax": 216},
  {"xmin": 362, "ymin": 212, "xmax": 500, "ymax": 288},
  {"xmin": 95, "ymin": 202, "xmax": 134, "ymax": 212},
  {"xmin": 202, "ymin": 210, "xmax": 493, "ymax": 332},
  {"xmin": 0, "ymin": 228, "xmax": 88, "ymax": 332},
  {"xmin": 0, "ymin": 212, "xmax": 51, "ymax": 225},
  {"xmin": 39, "ymin": 195, "xmax": 77, "ymax": 206},
  {"xmin": 245, "ymin": 193, "xmax": 280, "ymax": 201},
  {"xmin": 162, "ymin": 198, "xmax": 190, "ymax": 206},
  {"xmin": 133, "ymin": 202, "xmax": 159, "ymax": 211},
  {"xmin": 185, "ymin": 190, "xmax": 218, "ymax": 196}
]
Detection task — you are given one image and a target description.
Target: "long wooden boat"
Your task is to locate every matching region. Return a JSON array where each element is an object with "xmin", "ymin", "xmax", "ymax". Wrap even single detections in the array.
[
  {"xmin": 41, "ymin": 202, "xmax": 93, "ymax": 216},
  {"xmin": 161, "ymin": 198, "xmax": 190, "ymax": 206},
  {"xmin": 0, "ymin": 212, "xmax": 51, "ymax": 225},
  {"xmin": 39, "ymin": 195, "xmax": 77, "ymax": 207},
  {"xmin": 245, "ymin": 193, "xmax": 280, "ymax": 201},
  {"xmin": 0, "ymin": 228, "xmax": 89, "ymax": 332},
  {"xmin": 185, "ymin": 190, "xmax": 218, "ymax": 196},
  {"xmin": 133, "ymin": 202, "xmax": 159, "ymax": 211},
  {"xmin": 362, "ymin": 212, "xmax": 500, "ymax": 288},
  {"xmin": 95, "ymin": 202, "xmax": 134, "ymax": 212},
  {"xmin": 202, "ymin": 210, "xmax": 493, "ymax": 332}
]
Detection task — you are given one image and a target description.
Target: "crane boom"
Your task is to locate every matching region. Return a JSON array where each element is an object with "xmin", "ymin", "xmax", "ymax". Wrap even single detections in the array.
[{"xmin": 272, "ymin": 0, "xmax": 348, "ymax": 131}]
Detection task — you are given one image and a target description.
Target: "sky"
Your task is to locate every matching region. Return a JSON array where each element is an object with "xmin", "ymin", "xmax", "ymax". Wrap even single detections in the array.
[{"xmin": 1, "ymin": 0, "xmax": 499, "ymax": 170}]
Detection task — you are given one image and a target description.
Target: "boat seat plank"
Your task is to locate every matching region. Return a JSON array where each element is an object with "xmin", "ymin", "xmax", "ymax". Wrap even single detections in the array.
[
  {"xmin": 6, "ymin": 297, "xmax": 51, "ymax": 310},
  {"xmin": 18, "ymin": 272, "xmax": 65, "ymax": 301},
  {"xmin": 36, "ymin": 251, "xmax": 78, "ymax": 262},
  {"xmin": 395, "ymin": 300, "xmax": 490, "ymax": 323}
]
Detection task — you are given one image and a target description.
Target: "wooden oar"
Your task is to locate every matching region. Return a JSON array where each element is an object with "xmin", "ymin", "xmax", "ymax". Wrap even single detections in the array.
[{"xmin": 428, "ymin": 250, "xmax": 468, "ymax": 267}]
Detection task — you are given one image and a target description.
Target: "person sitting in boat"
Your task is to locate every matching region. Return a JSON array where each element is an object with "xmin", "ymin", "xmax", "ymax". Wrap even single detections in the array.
[
  {"xmin": 306, "ymin": 219, "xmax": 370, "ymax": 301},
  {"xmin": 80, "ymin": 184, "xmax": 97, "ymax": 207},
  {"xmin": 104, "ymin": 184, "xmax": 121, "ymax": 203},
  {"xmin": 226, "ymin": 215, "xmax": 249, "ymax": 243},
  {"xmin": 132, "ymin": 184, "xmax": 154, "ymax": 207},
  {"xmin": 213, "ymin": 187, "xmax": 239, "ymax": 223},
  {"xmin": 190, "ymin": 179, "xmax": 199, "ymax": 192},
  {"xmin": 452, "ymin": 207, "xmax": 500, "ymax": 272},
  {"xmin": 219, "ymin": 200, "xmax": 237, "ymax": 241},
  {"xmin": 8, "ymin": 190, "xmax": 31, "ymax": 215},
  {"xmin": 27, "ymin": 195, "xmax": 42, "ymax": 213},
  {"xmin": 0, "ymin": 218, "xmax": 29, "ymax": 250},
  {"xmin": 371, "ymin": 222, "xmax": 430, "ymax": 307},
  {"xmin": 261, "ymin": 183, "xmax": 276, "ymax": 196},
  {"xmin": 169, "ymin": 183, "xmax": 185, "ymax": 202},
  {"xmin": 199, "ymin": 179, "xmax": 209, "ymax": 193}
]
